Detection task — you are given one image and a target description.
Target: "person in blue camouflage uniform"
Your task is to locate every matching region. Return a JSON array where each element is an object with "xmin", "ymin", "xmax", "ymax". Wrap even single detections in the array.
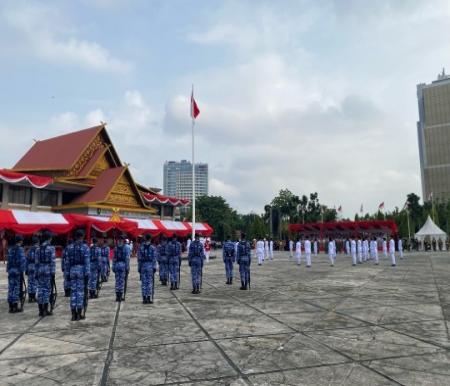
[
  {"xmin": 188, "ymin": 234, "xmax": 205, "ymax": 294},
  {"xmin": 138, "ymin": 234, "xmax": 157, "ymax": 303},
  {"xmin": 157, "ymin": 237, "xmax": 169, "ymax": 286},
  {"xmin": 66, "ymin": 230, "xmax": 90, "ymax": 321},
  {"xmin": 236, "ymin": 233, "xmax": 251, "ymax": 290},
  {"xmin": 223, "ymin": 236, "xmax": 236, "ymax": 285},
  {"xmin": 26, "ymin": 236, "xmax": 39, "ymax": 303},
  {"xmin": 7, "ymin": 235, "xmax": 26, "ymax": 313},
  {"xmin": 61, "ymin": 239, "xmax": 73, "ymax": 297},
  {"xmin": 167, "ymin": 236, "xmax": 181, "ymax": 290},
  {"xmin": 113, "ymin": 235, "xmax": 130, "ymax": 302},
  {"xmin": 100, "ymin": 237, "xmax": 110, "ymax": 282},
  {"xmin": 35, "ymin": 231, "xmax": 56, "ymax": 317},
  {"xmin": 89, "ymin": 238, "xmax": 101, "ymax": 299}
]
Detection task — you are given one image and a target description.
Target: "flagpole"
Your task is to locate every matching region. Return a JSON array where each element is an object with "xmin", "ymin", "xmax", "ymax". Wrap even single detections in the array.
[
  {"xmin": 191, "ymin": 106, "xmax": 196, "ymax": 241},
  {"xmin": 406, "ymin": 208, "xmax": 411, "ymax": 249}
]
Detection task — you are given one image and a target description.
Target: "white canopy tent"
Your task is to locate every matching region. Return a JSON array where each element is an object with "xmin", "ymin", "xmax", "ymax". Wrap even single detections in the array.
[{"xmin": 415, "ymin": 216, "xmax": 447, "ymax": 251}]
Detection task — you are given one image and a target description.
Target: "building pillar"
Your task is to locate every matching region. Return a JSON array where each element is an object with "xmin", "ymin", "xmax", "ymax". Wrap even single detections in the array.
[
  {"xmin": 1, "ymin": 184, "xmax": 9, "ymax": 209},
  {"xmin": 57, "ymin": 191, "xmax": 63, "ymax": 206},
  {"xmin": 31, "ymin": 187, "xmax": 38, "ymax": 211}
]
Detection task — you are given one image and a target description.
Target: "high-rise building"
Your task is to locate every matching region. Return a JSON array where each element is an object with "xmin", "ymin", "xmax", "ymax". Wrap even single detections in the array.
[
  {"xmin": 163, "ymin": 160, "xmax": 208, "ymax": 200},
  {"xmin": 417, "ymin": 68, "xmax": 450, "ymax": 202}
]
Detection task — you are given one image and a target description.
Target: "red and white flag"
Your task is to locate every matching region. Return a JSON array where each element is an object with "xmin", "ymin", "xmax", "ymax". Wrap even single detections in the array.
[
  {"xmin": 190, "ymin": 88, "xmax": 200, "ymax": 120},
  {"xmin": 378, "ymin": 202, "xmax": 385, "ymax": 210}
]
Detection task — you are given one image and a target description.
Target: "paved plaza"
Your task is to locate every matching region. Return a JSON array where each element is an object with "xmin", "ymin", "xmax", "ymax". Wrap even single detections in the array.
[{"xmin": 0, "ymin": 251, "xmax": 450, "ymax": 385}]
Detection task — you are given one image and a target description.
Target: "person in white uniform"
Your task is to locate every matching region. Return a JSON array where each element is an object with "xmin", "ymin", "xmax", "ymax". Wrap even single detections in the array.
[
  {"xmin": 256, "ymin": 238, "xmax": 265, "ymax": 265},
  {"xmin": 357, "ymin": 237, "xmax": 363, "ymax": 264},
  {"xmin": 264, "ymin": 238, "xmax": 269, "ymax": 261},
  {"xmin": 328, "ymin": 238, "xmax": 335, "ymax": 266},
  {"xmin": 304, "ymin": 236, "xmax": 312, "ymax": 267},
  {"xmin": 345, "ymin": 239, "xmax": 350, "ymax": 256},
  {"xmin": 269, "ymin": 238, "xmax": 274, "ymax": 260},
  {"xmin": 382, "ymin": 238, "xmax": 388, "ymax": 259},
  {"xmin": 398, "ymin": 239, "xmax": 404, "ymax": 259},
  {"xmin": 362, "ymin": 237, "xmax": 369, "ymax": 262},
  {"xmin": 313, "ymin": 239, "xmax": 318, "ymax": 256},
  {"xmin": 289, "ymin": 239, "xmax": 294, "ymax": 258},
  {"xmin": 295, "ymin": 238, "xmax": 302, "ymax": 265},
  {"xmin": 389, "ymin": 237, "xmax": 396, "ymax": 266},
  {"xmin": 370, "ymin": 237, "xmax": 379, "ymax": 265},
  {"xmin": 350, "ymin": 237, "xmax": 357, "ymax": 266}
]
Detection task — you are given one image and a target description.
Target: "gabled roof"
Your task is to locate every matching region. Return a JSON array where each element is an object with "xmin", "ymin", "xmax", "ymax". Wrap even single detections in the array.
[
  {"xmin": 72, "ymin": 166, "xmax": 125, "ymax": 203},
  {"xmin": 13, "ymin": 125, "xmax": 104, "ymax": 171}
]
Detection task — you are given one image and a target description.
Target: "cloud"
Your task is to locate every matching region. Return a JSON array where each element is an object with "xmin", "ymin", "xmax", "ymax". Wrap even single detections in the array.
[{"xmin": 3, "ymin": 3, "xmax": 131, "ymax": 73}]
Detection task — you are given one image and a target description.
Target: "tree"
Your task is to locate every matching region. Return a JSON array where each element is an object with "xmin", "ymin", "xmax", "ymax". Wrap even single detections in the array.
[{"xmin": 193, "ymin": 196, "xmax": 239, "ymax": 241}]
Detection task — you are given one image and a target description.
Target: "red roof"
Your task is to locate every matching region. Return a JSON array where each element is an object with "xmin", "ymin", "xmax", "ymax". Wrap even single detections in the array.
[
  {"xmin": 13, "ymin": 125, "xmax": 103, "ymax": 171},
  {"xmin": 289, "ymin": 220, "xmax": 398, "ymax": 236},
  {"xmin": 73, "ymin": 166, "xmax": 125, "ymax": 203}
]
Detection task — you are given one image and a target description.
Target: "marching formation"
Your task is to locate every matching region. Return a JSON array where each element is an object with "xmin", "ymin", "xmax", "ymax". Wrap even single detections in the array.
[{"xmin": 6, "ymin": 229, "xmax": 406, "ymax": 321}]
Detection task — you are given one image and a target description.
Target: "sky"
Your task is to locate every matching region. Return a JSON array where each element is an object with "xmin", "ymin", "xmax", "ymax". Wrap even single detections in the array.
[{"xmin": 1, "ymin": 0, "xmax": 450, "ymax": 217}]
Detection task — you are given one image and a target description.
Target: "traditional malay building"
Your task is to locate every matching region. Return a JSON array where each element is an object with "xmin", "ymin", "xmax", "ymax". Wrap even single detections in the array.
[{"xmin": 1, "ymin": 124, "xmax": 189, "ymax": 219}]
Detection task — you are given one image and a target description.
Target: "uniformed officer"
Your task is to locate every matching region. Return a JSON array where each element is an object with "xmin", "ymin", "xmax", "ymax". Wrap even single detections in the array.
[
  {"xmin": 328, "ymin": 237, "xmax": 335, "ymax": 267},
  {"xmin": 295, "ymin": 238, "xmax": 302, "ymax": 265},
  {"xmin": 304, "ymin": 236, "xmax": 312, "ymax": 267},
  {"xmin": 256, "ymin": 238, "xmax": 264, "ymax": 266},
  {"xmin": 398, "ymin": 238, "xmax": 404, "ymax": 259},
  {"xmin": 62, "ymin": 239, "xmax": 73, "ymax": 297},
  {"xmin": 350, "ymin": 237, "xmax": 357, "ymax": 266},
  {"xmin": 100, "ymin": 237, "xmax": 110, "ymax": 282},
  {"xmin": 113, "ymin": 235, "xmax": 130, "ymax": 302},
  {"xmin": 223, "ymin": 235, "xmax": 236, "ymax": 284},
  {"xmin": 188, "ymin": 234, "xmax": 205, "ymax": 294},
  {"xmin": 357, "ymin": 236, "xmax": 363, "ymax": 264},
  {"xmin": 26, "ymin": 236, "xmax": 39, "ymax": 303},
  {"xmin": 66, "ymin": 230, "xmax": 90, "ymax": 321},
  {"xmin": 167, "ymin": 235, "xmax": 182, "ymax": 290},
  {"xmin": 389, "ymin": 236, "xmax": 396, "ymax": 267},
  {"xmin": 370, "ymin": 236, "xmax": 379, "ymax": 265},
  {"xmin": 269, "ymin": 238, "xmax": 274, "ymax": 260},
  {"xmin": 237, "ymin": 233, "xmax": 251, "ymax": 290},
  {"xmin": 7, "ymin": 235, "xmax": 26, "ymax": 313},
  {"xmin": 35, "ymin": 231, "xmax": 56, "ymax": 317},
  {"xmin": 289, "ymin": 239, "xmax": 293, "ymax": 258},
  {"xmin": 89, "ymin": 238, "xmax": 101, "ymax": 299},
  {"xmin": 313, "ymin": 239, "xmax": 318, "ymax": 256},
  {"xmin": 157, "ymin": 236, "xmax": 169, "ymax": 286},
  {"xmin": 138, "ymin": 234, "xmax": 157, "ymax": 303}
]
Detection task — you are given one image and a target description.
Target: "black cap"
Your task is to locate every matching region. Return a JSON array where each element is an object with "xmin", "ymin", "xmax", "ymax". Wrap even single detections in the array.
[
  {"xmin": 42, "ymin": 230, "xmax": 53, "ymax": 241},
  {"xmin": 92, "ymin": 237, "xmax": 98, "ymax": 244},
  {"xmin": 241, "ymin": 233, "xmax": 246, "ymax": 239},
  {"xmin": 75, "ymin": 229, "xmax": 85, "ymax": 239},
  {"xmin": 31, "ymin": 236, "xmax": 39, "ymax": 245},
  {"xmin": 15, "ymin": 234, "xmax": 23, "ymax": 244},
  {"xmin": 145, "ymin": 234, "xmax": 152, "ymax": 241},
  {"xmin": 119, "ymin": 234, "xmax": 126, "ymax": 240}
]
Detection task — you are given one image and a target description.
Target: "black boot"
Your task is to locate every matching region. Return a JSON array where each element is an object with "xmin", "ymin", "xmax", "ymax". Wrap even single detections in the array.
[
  {"xmin": 28, "ymin": 294, "xmax": 32, "ymax": 303},
  {"xmin": 115, "ymin": 292, "xmax": 120, "ymax": 302},
  {"xmin": 71, "ymin": 309, "xmax": 77, "ymax": 321},
  {"xmin": 89, "ymin": 290, "xmax": 94, "ymax": 299},
  {"xmin": 16, "ymin": 302, "xmax": 23, "ymax": 313},
  {"xmin": 79, "ymin": 308, "xmax": 85, "ymax": 320},
  {"xmin": 44, "ymin": 303, "xmax": 50, "ymax": 316},
  {"xmin": 8, "ymin": 302, "xmax": 13, "ymax": 313},
  {"xmin": 143, "ymin": 297, "xmax": 147, "ymax": 304},
  {"xmin": 38, "ymin": 304, "xmax": 44, "ymax": 317},
  {"xmin": 64, "ymin": 289, "xmax": 70, "ymax": 297},
  {"xmin": 148, "ymin": 296, "xmax": 153, "ymax": 304},
  {"xmin": 240, "ymin": 281, "xmax": 245, "ymax": 290},
  {"xmin": 75, "ymin": 309, "xmax": 81, "ymax": 321},
  {"xmin": 118, "ymin": 292, "xmax": 123, "ymax": 302},
  {"xmin": 230, "ymin": 277, "xmax": 233, "ymax": 285},
  {"xmin": 174, "ymin": 282, "xmax": 178, "ymax": 290}
]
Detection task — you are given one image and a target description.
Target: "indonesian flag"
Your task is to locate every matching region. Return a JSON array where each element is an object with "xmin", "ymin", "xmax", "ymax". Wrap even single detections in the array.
[
  {"xmin": 378, "ymin": 202, "xmax": 385, "ymax": 210},
  {"xmin": 191, "ymin": 88, "xmax": 200, "ymax": 119}
]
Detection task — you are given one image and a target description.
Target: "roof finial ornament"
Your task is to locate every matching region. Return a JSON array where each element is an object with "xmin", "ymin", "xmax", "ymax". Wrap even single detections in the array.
[
  {"xmin": 443, "ymin": 67, "xmax": 446, "ymax": 76},
  {"xmin": 100, "ymin": 121, "xmax": 107, "ymax": 126}
]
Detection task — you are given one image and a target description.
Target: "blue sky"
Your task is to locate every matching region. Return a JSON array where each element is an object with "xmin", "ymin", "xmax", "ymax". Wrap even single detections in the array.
[{"xmin": 1, "ymin": 0, "xmax": 450, "ymax": 215}]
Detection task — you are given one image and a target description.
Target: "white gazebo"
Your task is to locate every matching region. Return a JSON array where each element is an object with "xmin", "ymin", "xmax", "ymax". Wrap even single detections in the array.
[{"xmin": 415, "ymin": 215, "xmax": 447, "ymax": 251}]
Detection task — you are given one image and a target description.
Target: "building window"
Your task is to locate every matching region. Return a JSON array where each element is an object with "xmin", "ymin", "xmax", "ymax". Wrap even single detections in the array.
[
  {"xmin": 38, "ymin": 189, "xmax": 58, "ymax": 207},
  {"xmin": 9, "ymin": 185, "xmax": 32, "ymax": 205}
]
